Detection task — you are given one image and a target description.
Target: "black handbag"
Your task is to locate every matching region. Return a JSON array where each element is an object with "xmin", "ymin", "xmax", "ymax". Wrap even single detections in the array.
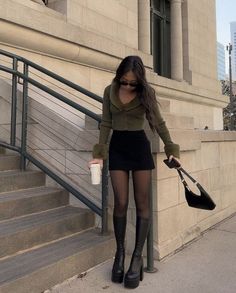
[{"xmin": 163, "ymin": 159, "xmax": 216, "ymax": 210}]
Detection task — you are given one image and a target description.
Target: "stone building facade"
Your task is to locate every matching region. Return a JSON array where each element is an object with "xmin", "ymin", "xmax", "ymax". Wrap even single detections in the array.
[{"xmin": 0, "ymin": 0, "xmax": 236, "ymax": 259}]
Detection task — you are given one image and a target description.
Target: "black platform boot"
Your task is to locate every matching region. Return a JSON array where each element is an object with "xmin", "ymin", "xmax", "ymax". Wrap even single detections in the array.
[
  {"xmin": 124, "ymin": 217, "xmax": 150, "ymax": 289},
  {"xmin": 111, "ymin": 216, "xmax": 127, "ymax": 283}
]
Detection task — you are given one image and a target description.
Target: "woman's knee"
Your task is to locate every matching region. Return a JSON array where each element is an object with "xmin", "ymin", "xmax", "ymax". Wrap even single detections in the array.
[
  {"xmin": 135, "ymin": 194, "xmax": 149, "ymax": 212},
  {"xmin": 114, "ymin": 198, "xmax": 128, "ymax": 214}
]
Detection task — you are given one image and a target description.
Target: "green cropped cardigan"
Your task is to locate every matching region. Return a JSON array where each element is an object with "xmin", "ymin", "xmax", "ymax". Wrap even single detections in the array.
[{"xmin": 92, "ymin": 82, "xmax": 180, "ymax": 160}]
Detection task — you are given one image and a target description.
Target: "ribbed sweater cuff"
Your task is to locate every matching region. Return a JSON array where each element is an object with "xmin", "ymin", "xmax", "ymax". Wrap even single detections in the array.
[
  {"xmin": 92, "ymin": 144, "xmax": 109, "ymax": 160},
  {"xmin": 164, "ymin": 143, "xmax": 180, "ymax": 159}
]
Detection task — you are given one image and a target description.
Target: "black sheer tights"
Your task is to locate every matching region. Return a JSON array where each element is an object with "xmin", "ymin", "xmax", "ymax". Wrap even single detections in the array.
[{"xmin": 110, "ymin": 170, "xmax": 151, "ymax": 219}]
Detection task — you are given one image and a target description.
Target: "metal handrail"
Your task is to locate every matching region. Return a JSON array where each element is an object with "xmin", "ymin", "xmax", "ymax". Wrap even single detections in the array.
[
  {"xmin": 0, "ymin": 48, "xmax": 156, "ymax": 269},
  {"xmin": 0, "ymin": 65, "xmax": 102, "ymax": 122},
  {"xmin": 0, "ymin": 48, "xmax": 108, "ymax": 234},
  {"xmin": 0, "ymin": 49, "xmax": 103, "ymax": 103}
]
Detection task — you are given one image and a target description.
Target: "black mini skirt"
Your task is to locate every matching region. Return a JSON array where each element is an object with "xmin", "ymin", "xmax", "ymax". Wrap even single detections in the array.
[{"xmin": 109, "ymin": 130, "xmax": 155, "ymax": 171}]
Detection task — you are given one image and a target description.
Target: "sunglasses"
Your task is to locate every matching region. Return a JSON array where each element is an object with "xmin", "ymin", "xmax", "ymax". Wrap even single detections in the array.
[{"xmin": 119, "ymin": 80, "xmax": 139, "ymax": 87}]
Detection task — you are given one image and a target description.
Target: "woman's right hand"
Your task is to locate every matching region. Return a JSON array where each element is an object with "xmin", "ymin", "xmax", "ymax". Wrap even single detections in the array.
[{"xmin": 88, "ymin": 158, "xmax": 103, "ymax": 169}]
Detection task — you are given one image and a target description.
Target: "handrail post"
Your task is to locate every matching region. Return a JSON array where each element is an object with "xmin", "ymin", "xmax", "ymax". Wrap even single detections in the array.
[
  {"xmin": 10, "ymin": 57, "xmax": 17, "ymax": 146},
  {"xmin": 101, "ymin": 159, "xmax": 109, "ymax": 235},
  {"xmin": 20, "ymin": 63, "xmax": 29, "ymax": 170},
  {"xmin": 144, "ymin": 143, "xmax": 158, "ymax": 273}
]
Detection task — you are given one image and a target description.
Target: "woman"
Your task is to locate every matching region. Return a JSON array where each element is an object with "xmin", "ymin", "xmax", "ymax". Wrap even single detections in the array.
[{"xmin": 89, "ymin": 56, "xmax": 181, "ymax": 289}]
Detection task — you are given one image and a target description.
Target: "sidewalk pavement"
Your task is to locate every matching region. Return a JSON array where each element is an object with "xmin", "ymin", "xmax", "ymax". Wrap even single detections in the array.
[{"xmin": 46, "ymin": 213, "xmax": 236, "ymax": 293}]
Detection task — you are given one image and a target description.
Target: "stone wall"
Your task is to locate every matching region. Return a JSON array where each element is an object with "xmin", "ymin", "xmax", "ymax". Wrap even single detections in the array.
[
  {"xmin": 47, "ymin": 0, "xmax": 138, "ymax": 49},
  {"xmin": 182, "ymin": 0, "xmax": 220, "ymax": 92},
  {"xmin": 153, "ymin": 131, "xmax": 236, "ymax": 258},
  {"xmin": 0, "ymin": 0, "xmax": 235, "ymax": 260}
]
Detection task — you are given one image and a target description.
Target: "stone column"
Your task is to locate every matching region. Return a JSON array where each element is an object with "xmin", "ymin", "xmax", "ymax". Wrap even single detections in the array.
[
  {"xmin": 138, "ymin": 0, "xmax": 150, "ymax": 54},
  {"xmin": 170, "ymin": 0, "xmax": 183, "ymax": 81}
]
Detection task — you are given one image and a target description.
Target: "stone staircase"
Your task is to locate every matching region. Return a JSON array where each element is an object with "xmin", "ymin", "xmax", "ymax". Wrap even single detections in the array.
[
  {"xmin": 0, "ymin": 149, "xmax": 115, "ymax": 293},
  {"xmin": 0, "ymin": 72, "xmax": 199, "ymax": 277}
]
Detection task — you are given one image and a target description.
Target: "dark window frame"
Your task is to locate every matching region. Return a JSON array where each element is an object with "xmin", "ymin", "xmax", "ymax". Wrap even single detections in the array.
[{"xmin": 150, "ymin": 0, "xmax": 171, "ymax": 78}]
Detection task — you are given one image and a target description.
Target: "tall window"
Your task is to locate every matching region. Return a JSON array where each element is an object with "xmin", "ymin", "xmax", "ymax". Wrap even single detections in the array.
[{"xmin": 150, "ymin": 0, "xmax": 171, "ymax": 78}]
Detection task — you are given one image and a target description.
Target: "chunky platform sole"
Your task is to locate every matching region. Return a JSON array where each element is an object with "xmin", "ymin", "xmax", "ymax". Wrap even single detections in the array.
[
  {"xmin": 111, "ymin": 272, "xmax": 124, "ymax": 283},
  {"xmin": 124, "ymin": 266, "xmax": 144, "ymax": 289}
]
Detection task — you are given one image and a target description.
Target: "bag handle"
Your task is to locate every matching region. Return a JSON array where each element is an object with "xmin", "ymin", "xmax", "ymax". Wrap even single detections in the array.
[
  {"xmin": 177, "ymin": 169, "xmax": 190, "ymax": 190},
  {"xmin": 163, "ymin": 159, "xmax": 198, "ymax": 187},
  {"xmin": 177, "ymin": 168, "xmax": 199, "ymax": 192},
  {"xmin": 178, "ymin": 167, "xmax": 197, "ymax": 184}
]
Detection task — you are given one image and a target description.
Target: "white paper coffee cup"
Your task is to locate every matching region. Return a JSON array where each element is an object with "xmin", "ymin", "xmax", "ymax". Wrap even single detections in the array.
[{"xmin": 90, "ymin": 163, "xmax": 101, "ymax": 185}]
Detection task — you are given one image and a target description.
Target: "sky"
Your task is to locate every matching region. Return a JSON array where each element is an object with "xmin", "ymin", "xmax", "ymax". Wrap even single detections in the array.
[
  {"xmin": 216, "ymin": 0, "xmax": 236, "ymax": 45},
  {"xmin": 216, "ymin": 0, "xmax": 236, "ymax": 73}
]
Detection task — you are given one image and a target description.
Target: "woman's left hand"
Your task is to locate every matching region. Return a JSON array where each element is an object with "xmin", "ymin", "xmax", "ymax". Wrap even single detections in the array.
[{"xmin": 168, "ymin": 155, "xmax": 181, "ymax": 169}]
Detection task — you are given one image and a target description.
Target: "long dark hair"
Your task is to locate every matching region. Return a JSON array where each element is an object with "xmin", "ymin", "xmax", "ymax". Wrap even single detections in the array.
[{"xmin": 113, "ymin": 55, "xmax": 158, "ymax": 132}]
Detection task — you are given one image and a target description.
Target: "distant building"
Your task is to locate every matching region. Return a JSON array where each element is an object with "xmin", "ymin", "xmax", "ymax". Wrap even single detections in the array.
[
  {"xmin": 217, "ymin": 42, "xmax": 226, "ymax": 80},
  {"xmin": 222, "ymin": 80, "xmax": 236, "ymax": 96},
  {"xmin": 230, "ymin": 22, "xmax": 236, "ymax": 81}
]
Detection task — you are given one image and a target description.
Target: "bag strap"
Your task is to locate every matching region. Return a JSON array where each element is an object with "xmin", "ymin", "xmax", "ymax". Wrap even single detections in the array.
[
  {"xmin": 177, "ymin": 169, "xmax": 189, "ymax": 189},
  {"xmin": 177, "ymin": 168, "xmax": 197, "ymax": 192},
  {"xmin": 178, "ymin": 167, "xmax": 197, "ymax": 184}
]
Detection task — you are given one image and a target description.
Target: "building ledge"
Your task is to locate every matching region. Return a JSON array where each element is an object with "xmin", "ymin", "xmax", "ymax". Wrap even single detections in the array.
[
  {"xmin": 0, "ymin": 1, "xmax": 152, "ymax": 68},
  {"xmin": 0, "ymin": 1, "xmax": 228, "ymax": 111},
  {"xmin": 199, "ymin": 130, "xmax": 236, "ymax": 142}
]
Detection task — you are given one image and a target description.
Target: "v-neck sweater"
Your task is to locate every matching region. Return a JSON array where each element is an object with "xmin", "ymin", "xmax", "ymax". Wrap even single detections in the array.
[{"xmin": 92, "ymin": 82, "xmax": 180, "ymax": 160}]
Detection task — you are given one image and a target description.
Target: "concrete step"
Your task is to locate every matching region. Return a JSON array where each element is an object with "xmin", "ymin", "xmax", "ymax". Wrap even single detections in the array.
[
  {"xmin": 69, "ymin": 112, "xmax": 194, "ymax": 152},
  {"xmin": 148, "ymin": 129, "xmax": 201, "ymax": 154},
  {"xmin": 158, "ymin": 98, "xmax": 170, "ymax": 112},
  {"xmin": 74, "ymin": 130, "xmax": 99, "ymax": 151},
  {"xmin": 168, "ymin": 129, "xmax": 201, "ymax": 151},
  {"xmin": 0, "ymin": 154, "xmax": 20, "ymax": 171},
  {"xmin": 144, "ymin": 113, "xmax": 194, "ymax": 131},
  {"xmin": 0, "ymin": 186, "xmax": 69, "ymax": 221},
  {"xmin": 84, "ymin": 99, "xmax": 171, "ymax": 130},
  {"xmin": 162, "ymin": 113, "xmax": 194, "ymax": 130},
  {"xmin": 0, "ymin": 170, "xmax": 45, "ymax": 193},
  {"xmin": 0, "ymin": 147, "xmax": 5, "ymax": 154},
  {"xmin": 84, "ymin": 115, "xmax": 101, "ymax": 130},
  {"xmin": 0, "ymin": 206, "xmax": 94, "ymax": 258},
  {"xmin": 0, "ymin": 229, "xmax": 115, "ymax": 293},
  {"xmin": 74, "ymin": 125, "xmax": 199, "ymax": 153}
]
